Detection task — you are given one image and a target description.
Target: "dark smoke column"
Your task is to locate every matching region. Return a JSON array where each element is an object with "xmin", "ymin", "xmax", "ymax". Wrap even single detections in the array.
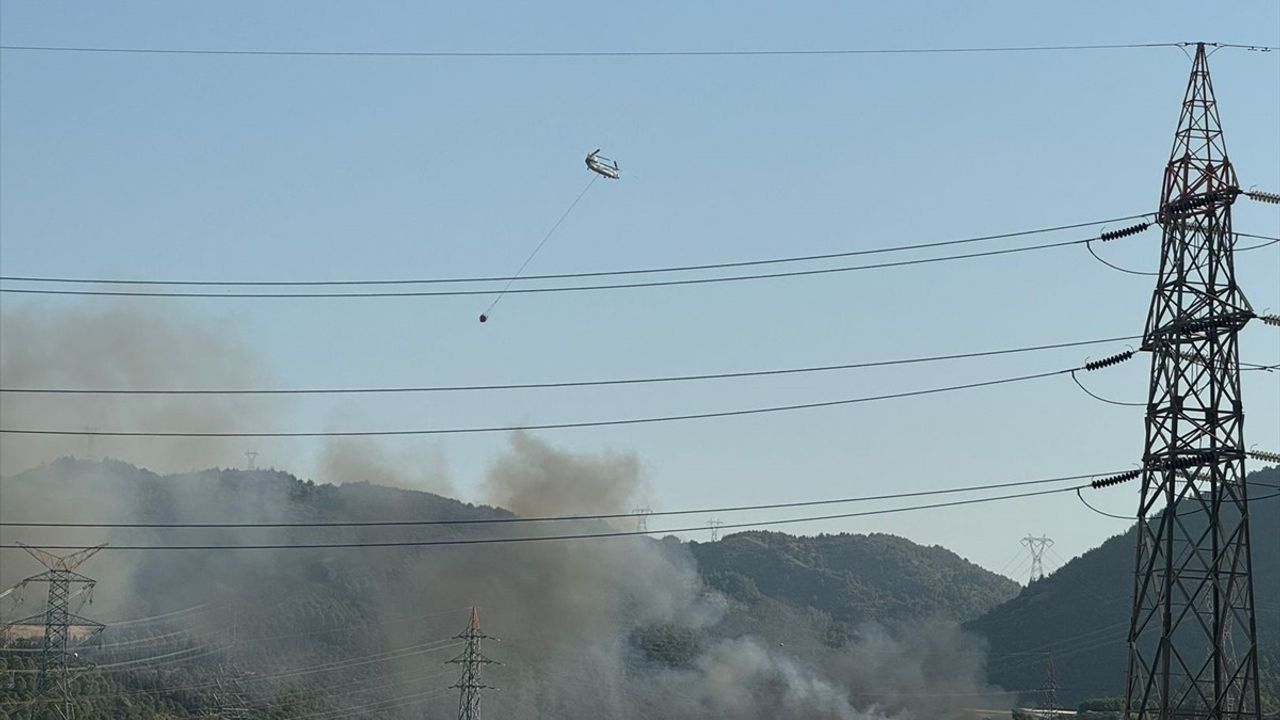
[
  {"xmin": 448, "ymin": 606, "xmax": 497, "ymax": 720},
  {"xmin": 1128, "ymin": 42, "xmax": 1260, "ymax": 719}
]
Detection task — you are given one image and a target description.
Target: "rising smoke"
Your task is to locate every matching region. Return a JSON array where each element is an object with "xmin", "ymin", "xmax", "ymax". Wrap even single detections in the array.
[
  {"xmin": 0, "ymin": 305, "xmax": 1008, "ymax": 718},
  {"xmin": 0, "ymin": 301, "xmax": 284, "ymax": 475}
]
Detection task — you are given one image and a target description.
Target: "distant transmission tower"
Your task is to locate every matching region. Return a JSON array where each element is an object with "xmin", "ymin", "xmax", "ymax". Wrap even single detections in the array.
[
  {"xmin": 1126, "ymin": 42, "xmax": 1261, "ymax": 719},
  {"xmin": 1020, "ymin": 534, "xmax": 1053, "ymax": 583},
  {"xmin": 207, "ymin": 664, "xmax": 251, "ymax": 720},
  {"xmin": 448, "ymin": 607, "xmax": 496, "ymax": 720},
  {"xmin": 244, "ymin": 450, "xmax": 258, "ymax": 470},
  {"xmin": 3, "ymin": 544, "xmax": 106, "ymax": 720},
  {"xmin": 706, "ymin": 519, "xmax": 723, "ymax": 542},
  {"xmin": 82, "ymin": 427, "xmax": 98, "ymax": 460},
  {"xmin": 1037, "ymin": 654, "xmax": 1061, "ymax": 712},
  {"xmin": 631, "ymin": 507, "xmax": 653, "ymax": 533}
]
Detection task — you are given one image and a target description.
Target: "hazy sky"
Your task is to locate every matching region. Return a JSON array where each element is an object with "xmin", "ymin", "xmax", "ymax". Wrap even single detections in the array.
[{"xmin": 1, "ymin": 1, "xmax": 1277, "ymax": 580}]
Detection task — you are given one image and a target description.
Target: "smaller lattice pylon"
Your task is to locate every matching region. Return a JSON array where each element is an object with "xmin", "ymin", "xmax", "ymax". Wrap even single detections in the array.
[
  {"xmin": 1019, "ymin": 534, "xmax": 1054, "ymax": 583},
  {"xmin": 631, "ymin": 507, "xmax": 653, "ymax": 533},
  {"xmin": 706, "ymin": 519, "xmax": 723, "ymax": 542},
  {"xmin": 447, "ymin": 607, "xmax": 497, "ymax": 720},
  {"xmin": 1036, "ymin": 653, "xmax": 1061, "ymax": 712},
  {"xmin": 3, "ymin": 544, "xmax": 106, "ymax": 718}
]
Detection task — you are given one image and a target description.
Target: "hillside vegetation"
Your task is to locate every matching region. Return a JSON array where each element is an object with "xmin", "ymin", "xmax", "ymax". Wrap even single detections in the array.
[
  {"xmin": 693, "ymin": 530, "xmax": 1019, "ymax": 626},
  {"xmin": 967, "ymin": 466, "xmax": 1280, "ymax": 709},
  {"xmin": 2, "ymin": 458, "xmax": 1019, "ymax": 719}
]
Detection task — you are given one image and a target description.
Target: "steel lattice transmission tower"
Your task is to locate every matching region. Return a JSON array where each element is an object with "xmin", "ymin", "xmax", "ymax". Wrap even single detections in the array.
[
  {"xmin": 448, "ymin": 607, "xmax": 497, "ymax": 720},
  {"xmin": 2, "ymin": 544, "xmax": 106, "ymax": 720},
  {"xmin": 1038, "ymin": 654, "xmax": 1062, "ymax": 713},
  {"xmin": 1127, "ymin": 42, "xmax": 1260, "ymax": 720},
  {"xmin": 1020, "ymin": 534, "xmax": 1054, "ymax": 583},
  {"xmin": 706, "ymin": 519, "xmax": 723, "ymax": 542},
  {"xmin": 632, "ymin": 507, "xmax": 653, "ymax": 533}
]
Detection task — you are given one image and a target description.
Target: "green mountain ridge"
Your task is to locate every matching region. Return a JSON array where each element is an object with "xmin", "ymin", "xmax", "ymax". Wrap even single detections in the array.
[
  {"xmin": 1, "ymin": 458, "xmax": 1019, "ymax": 719},
  {"xmin": 693, "ymin": 529, "xmax": 1019, "ymax": 627},
  {"xmin": 5, "ymin": 458, "xmax": 1273, "ymax": 718},
  {"xmin": 966, "ymin": 465, "xmax": 1280, "ymax": 709}
]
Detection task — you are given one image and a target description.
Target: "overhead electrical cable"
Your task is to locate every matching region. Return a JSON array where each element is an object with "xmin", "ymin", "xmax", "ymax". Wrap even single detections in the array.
[
  {"xmin": 1087, "ymin": 231, "xmax": 1279, "ymax": 273},
  {"xmin": 0, "ymin": 334, "xmax": 1140, "ymax": 396},
  {"xmin": 0, "ymin": 213, "xmax": 1151, "ymax": 288},
  {"xmin": 0, "ymin": 236, "xmax": 1120, "ymax": 299},
  {"xmin": 0, "ymin": 484, "xmax": 1089, "ymax": 551},
  {"xmin": 0, "ymin": 42, "xmax": 1237, "ymax": 59},
  {"xmin": 1235, "ymin": 231, "xmax": 1280, "ymax": 251},
  {"xmin": 1070, "ymin": 370, "xmax": 1147, "ymax": 407},
  {"xmin": 0, "ymin": 363, "xmax": 1098, "ymax": 438},
  {"xmin": 1086, "ymin": 241, "xmax": 1158, "ymax": 276},
  {"xmin": 0, "ymin": 470, "xmax": 1106, "ymax": 529},
  {"xmin": 293, "ymin": 685, "xmax": 455, "ymax": 720},
  {"xmin": 1076, "ymin": 486, "xmax": 1280, "ymax": 521},
  {"xmin": 103, "ymin": 603, "xmax": 211, "ymax": 626}
]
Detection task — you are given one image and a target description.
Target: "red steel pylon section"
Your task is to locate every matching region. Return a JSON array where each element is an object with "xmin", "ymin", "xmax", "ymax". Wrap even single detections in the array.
[
  {"xmin": 1127, "ymin": 42, "xmax": 1260, "ymax": 719},
  {"xmin": 448, "ymin": 607, "xmax": 497, "ymax": 720}
]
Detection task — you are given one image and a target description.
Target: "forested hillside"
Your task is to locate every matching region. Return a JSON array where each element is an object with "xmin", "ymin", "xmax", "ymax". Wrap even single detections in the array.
[
  {"xmin": 967, "ymin": 466, "xmax": 1280, "ymax": 710},
  {"xmin": 692, "ymin": 530, "xmax": 1019, "ymax": 626},
  {"xmin": 1, "ymin": 458, "xmax": 1018, "ymax": 719}
]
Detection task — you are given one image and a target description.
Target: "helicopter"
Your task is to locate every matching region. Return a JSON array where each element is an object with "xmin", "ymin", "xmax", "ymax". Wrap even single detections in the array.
[{"xmin": 585, "ymin": 149, "xmax": 621, "ymax": 179}]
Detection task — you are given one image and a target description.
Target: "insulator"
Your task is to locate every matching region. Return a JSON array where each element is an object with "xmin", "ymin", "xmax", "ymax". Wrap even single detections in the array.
[
  {"xmin": 1092, "ymin": 468, "xmax": 1141, "ymax": 489},
  {"xmin": 1160, "ymin": 188, "xmax": 1240, "ymax": 216},
  {"xmin": 1246, "ymin": 190, "xmax": 1280, "ymax": 205},
  {"xmin": 1098, "ymin": 222, "xmax": 1151, "ymax": 241},
  {"xmin": 1157, "ymin": 308, "xmax": 1254, "ymax": 335},
  {"xmin": 1167, "ymin": 452, "xmax": 1215, "ymax": 470},
  {"xmin": 1248, "ymin": 449, "xmax": 1280, "ymax": 464},
  {"xmin": 1173, "ymin": 350, "xmax": 1208, "ymax": 367},
  {"xmin": 1084, "ymin": 350, "xmax": 1135, "ymax": 372},
  {"xmin": 1261, "ymin": 314, "xmax": 1280, "ymax": 328}
]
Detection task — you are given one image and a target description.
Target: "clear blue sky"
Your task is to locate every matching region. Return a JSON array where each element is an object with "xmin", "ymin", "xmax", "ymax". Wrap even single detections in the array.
[{"xmin": 2, "ymin": 1, "xmax": 1277, "ymax": 579}]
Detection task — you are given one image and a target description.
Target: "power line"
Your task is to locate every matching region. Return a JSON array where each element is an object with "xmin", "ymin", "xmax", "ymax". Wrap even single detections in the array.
[
  {"xmin": 0, "ymin": 484, "xmax": 1091, "ymax": 551},
  {"xmin": 0, "ymin": 214, "xmax": 1149, "ymax": 287},
  {"xmin": 1075, "ymin": 485, "xmax": 1280, "ymax": 521},
  {"xmin": 0, "ymin": 42, "xmax": 1223, "ymax": 59},
  {"xmin": 0, "ymin": 364, "xmax": 1081, "ymax": 437},
  {"xmin": 1235, "ymin": 231, "xmax": 1280, "ymax": 251},
  {"xmin": 0, "ymin": 334, "xmax": 1139, "ymax": 396},
  {"xmin": 1087, "ymin": 231, "xmax": 1277, "ymax": 275},
  {"xmin": 0, "ymin": 236, "xmax": 1112, "ymax": 299},
  {"xmin": 1070, "ymin": 370, "xmax": 1147, "ymax": 407},
  {"xmin": 0, "ymin": 471, "xmax": 1105, "ymax": 529}
]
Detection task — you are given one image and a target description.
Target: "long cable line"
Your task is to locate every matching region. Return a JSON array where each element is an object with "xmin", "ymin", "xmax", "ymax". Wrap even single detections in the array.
[
  {"xmin": 292, "ymin": 681, "xmax": 455, "ymax": 720},
  {"xmin": 1070, "ymin": 370, "xmax": 1147, "ymax": 407},
  {"xmin": 100, "ymin": 603, "xmax": 212, "ymax": 627},
  {"xmin": 0, "ymin": 470, "xmax": 1105, "ymax": 529},
  {"xmin": 0, "ymin": 42, "xmax": 1225, "ymax": 59},
  {"xmin": 0, "ymin": 334, "xmax": 1138, "ymax": 396},
  {"xmin": 0, "ymin": 214, "xmax": 1149, "ymax": 287},
  {"xmin": 1087, "ymin": 231, "xmax": 1279, "ymax": 275},
  {"xmin": 0, "ymin": 236, "xmax": 1114, "ymax": 299},
  {"xmin": 1235, "ymin": 231, "xmax": 1280, "ymax": 251},
  {"xmin": 0, "ymin": 484, "xmax": 1093, "ymax": 551},
  {"xmin": 67, "ymin": 604, "xmax": 470, "ymax": 653},
  {"xmin": 1075, "ymin": 485, "xmax": 1280, "ymax": 521},
  {"xmin": 0, "ymin": 364, "xmax": 1080, "ymax": 437}
]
